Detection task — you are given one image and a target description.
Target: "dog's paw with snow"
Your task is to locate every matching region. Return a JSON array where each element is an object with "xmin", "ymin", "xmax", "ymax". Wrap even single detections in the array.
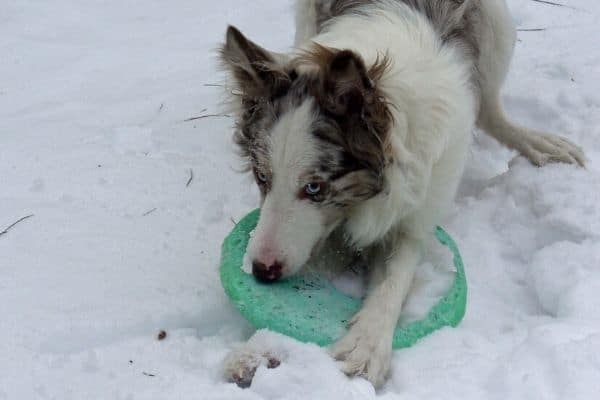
[
  {"xmin": 518, "ymin": 133, "xmax": 585, "ymax": 167},
  {"xmin": 222, "ymin": 331, "xmax": 286, "ymax": 388},
  {"xmin": 223, "ymin": 347, "xmax": 281, "ymax": 388},
  {"xmin": 330, "ymin": 313, "xmax": 392, "ymax": 389}
]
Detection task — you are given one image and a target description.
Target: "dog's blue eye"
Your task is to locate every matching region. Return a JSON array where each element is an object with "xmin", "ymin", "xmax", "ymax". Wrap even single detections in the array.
[
  {"xmin": 255, "ymin": 169, "xmax": 268, "ymax": 185},
  {"xmin": 301, "ymin": 181, "xmax": 328, "ymax": 202},
  {"xmin": 305, "ymin": 183, "xmax": 321, "ymax": 195}
]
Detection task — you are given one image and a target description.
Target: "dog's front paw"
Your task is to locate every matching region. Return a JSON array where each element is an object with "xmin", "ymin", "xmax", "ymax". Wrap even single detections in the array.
[
  {"xmin": 519, "ymin": 133, "xmax": 585, "ymax": 167},
  {"xmin": 330, "ymin": 315, "xmax": 392, "ymax": 389},
  {"xmin": 222, "ymin": 348, "xmax": 281, "ymax": 388}
]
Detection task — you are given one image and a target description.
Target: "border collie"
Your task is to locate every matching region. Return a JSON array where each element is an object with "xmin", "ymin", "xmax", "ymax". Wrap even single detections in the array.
[{"xmin": 219, "ymin": 0, "xmax": 584, "ymax": 389}]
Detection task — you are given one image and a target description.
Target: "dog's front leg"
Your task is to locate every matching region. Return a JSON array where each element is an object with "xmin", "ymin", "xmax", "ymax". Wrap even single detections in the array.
[{"xmin": 330, "ymin": 236, "xmax": 421, "ymax": 388}]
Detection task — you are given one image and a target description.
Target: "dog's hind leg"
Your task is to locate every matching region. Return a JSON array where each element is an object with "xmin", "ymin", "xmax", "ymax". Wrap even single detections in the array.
[
  {"xmin": 475, "ymin": 0, "xmax": 585, "ymax": 166},
  {"xmin": 294, "ymin": 0, "xmax": 318, "ymax": 45},
  {"xmin": 294, "ymin": 0, "xmax": 335, "ymax": 45}
]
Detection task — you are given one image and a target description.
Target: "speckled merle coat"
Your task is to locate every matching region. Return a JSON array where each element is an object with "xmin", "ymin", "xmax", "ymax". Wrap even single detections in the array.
[{"xmin": 221, "ymin": 0, "xmax": 585, "ymax": 390}]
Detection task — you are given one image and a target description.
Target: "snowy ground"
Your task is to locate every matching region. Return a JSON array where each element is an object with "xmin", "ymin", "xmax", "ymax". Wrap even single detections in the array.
[{"xmin": 1, "ymin": 0, "xmax": 600, "ymax": 399}]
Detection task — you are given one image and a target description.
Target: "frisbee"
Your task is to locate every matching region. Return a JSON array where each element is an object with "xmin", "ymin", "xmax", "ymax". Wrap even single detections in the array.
[{"xmin": 220, "ymin": 209, "xmax": 467, "ymax": 349}]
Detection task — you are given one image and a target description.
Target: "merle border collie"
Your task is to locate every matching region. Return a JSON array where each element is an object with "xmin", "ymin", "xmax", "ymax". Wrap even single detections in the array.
[{"xmin": 219, "ymin": 0, "xmax": 584, "ymax": 389}]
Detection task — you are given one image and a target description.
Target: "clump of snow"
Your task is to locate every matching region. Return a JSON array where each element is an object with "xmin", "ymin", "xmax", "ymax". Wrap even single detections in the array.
[
  {"xmin": 2, "ymin": 0, "xmax": 600, "ymax": 399},
  {"xmin": 330, "ymin": 269, "xmax": 368, "ymax": 299}
]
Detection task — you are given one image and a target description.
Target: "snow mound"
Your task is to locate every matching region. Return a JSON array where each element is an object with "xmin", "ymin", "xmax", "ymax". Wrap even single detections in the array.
[{"xmin": 2, "ymin": 0, "xmax": 600, "ymax": 398}]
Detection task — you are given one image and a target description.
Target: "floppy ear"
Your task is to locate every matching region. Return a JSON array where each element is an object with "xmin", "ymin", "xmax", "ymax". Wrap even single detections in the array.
[{"xmin": 220, "ymin": 26, "xmax": 291, "ymax": 99}]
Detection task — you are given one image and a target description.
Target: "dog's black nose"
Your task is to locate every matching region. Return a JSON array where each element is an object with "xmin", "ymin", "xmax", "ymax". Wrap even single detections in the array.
[{"xmin": 252, "ymin": 261, "xmax": 283, "ymax": 283}]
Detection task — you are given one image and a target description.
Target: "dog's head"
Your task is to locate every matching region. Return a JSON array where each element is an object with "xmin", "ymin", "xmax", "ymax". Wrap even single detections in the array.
[{"xmin": 220, "ymin": 26, "xmax": 392, "ymax": 282}]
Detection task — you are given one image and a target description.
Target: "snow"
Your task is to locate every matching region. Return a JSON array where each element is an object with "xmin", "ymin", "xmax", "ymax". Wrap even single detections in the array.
[{"xmin": 1, "ymin": 0, "xmax": 599, "ymax": 398}]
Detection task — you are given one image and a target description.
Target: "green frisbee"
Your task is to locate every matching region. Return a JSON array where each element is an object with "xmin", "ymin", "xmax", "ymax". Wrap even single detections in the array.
[{"xmin": 220, "ymin": 209, "xmax": 467, "ymax": 349}]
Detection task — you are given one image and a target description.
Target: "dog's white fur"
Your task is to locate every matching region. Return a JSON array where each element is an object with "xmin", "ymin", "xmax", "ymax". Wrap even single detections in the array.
[
  {"xmin": 224, "ymin": 0, "xmax": 584, "ymax": 389},
  {"xmin": 247, "ymin": 100, "xmax": 336, "ymax": 277}
]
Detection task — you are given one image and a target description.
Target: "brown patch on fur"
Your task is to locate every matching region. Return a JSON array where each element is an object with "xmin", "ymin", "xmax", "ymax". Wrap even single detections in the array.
[
  {"xmin": 220, "ymin": 27, "xmax": 394, "ymax": 206},
  {"xmin": 297, "ymin": 44, "xmax": 393, "ymax": 178},
  {"xmin": 329, "ymin": 169, "xmax": 387, "ymax": 205},
  {"xmin": 314, "ymin": 0, "xmax": 481, "ymax": 63},
  {"xmin": 220, "ymin": 26, "xmax": 297, "ymax": 174},
  {"xmin": 219, "ymin": 26, "xmax": 292, "ymax": 101}
]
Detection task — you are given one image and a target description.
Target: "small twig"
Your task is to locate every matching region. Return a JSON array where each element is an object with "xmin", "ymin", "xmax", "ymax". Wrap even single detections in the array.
[
  {"xmin": 183, "ymin": 108, "xmax": 208, "ymax": 121},
  {"xmin": 517, "ymin": 28, "xmax": 547, "ymax": 31},
  {"xmin": 230, "ymin": 217, "xmax": 238, "ymax": 226},
  {"xmin": 530, "ymin": 0, "xmax": 578, "ymax": 10},
  {"xmin": 186, "ymin": 169, "xmax": 194, "ymax": 188},
  {"xmin": 0, "ymin": 214, "xmax": 34, "ymax": 237},
  {"xmin": 142, "ymin": 372, "xmax": 156, "ymax": 377},
  {"xmin": 531, "ymin": 0, "xmax": 566, "ymax": 7},
  {"xmin": 183, "ymin": 113, "xmax": 231, "ymax": 122},
  {"xmin": 142, "ymin": 208, "xmax": 157, "ymax": 217},
  {"xmin": 203, "ymin": 83, "xmax": 244, "ymax": 97}
]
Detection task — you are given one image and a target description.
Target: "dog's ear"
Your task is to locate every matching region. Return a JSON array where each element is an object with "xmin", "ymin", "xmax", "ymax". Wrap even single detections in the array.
[
  {"xmin": 315, "ymin": 48, "xmax": 393, "ymax": 174},
  {"xmin": 319, "ymin": 50, "xmax": 375, "ymax": 117},
  {"xmin": 220, "ymin": 26, "xmax": 291, "ymax": 99}
]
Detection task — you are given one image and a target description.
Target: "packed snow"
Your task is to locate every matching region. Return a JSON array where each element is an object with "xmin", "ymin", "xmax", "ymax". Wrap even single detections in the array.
[{"xmin": 1, "ymin": 0, "xmax": 599, "ymax": 398}]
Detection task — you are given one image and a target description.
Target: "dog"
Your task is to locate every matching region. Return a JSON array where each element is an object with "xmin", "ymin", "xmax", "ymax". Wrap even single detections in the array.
[{"xmin": 219, "ymin": 0, "xmax": 585, "ymax": 389}]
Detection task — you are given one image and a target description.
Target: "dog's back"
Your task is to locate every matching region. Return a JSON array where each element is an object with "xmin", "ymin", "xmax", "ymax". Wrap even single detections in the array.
[
  {"xmin": 298, "ymin": 0, "xmax": 480, "ymax": 62},
  {"xmin": 296, "ymin": 0, "xmax": 584, "ymax": 167}
]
